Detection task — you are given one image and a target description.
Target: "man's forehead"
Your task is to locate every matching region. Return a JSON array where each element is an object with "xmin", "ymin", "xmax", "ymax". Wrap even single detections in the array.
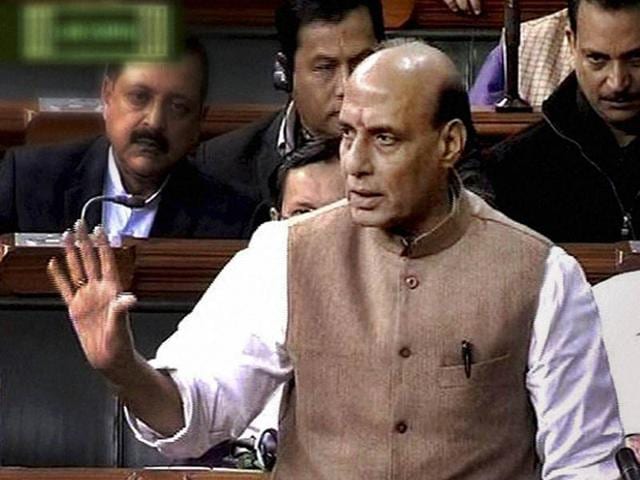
[
  {"xmin": 115, "ymin": 59, "xmax": 201, "ymax": 95},
  {"xmin": 576, "ymin": 3, "xmax": 640, "ymax": 46},
  {"xmin": 296, "ymin": 8, "xmax": 376, "ymax": 57}
]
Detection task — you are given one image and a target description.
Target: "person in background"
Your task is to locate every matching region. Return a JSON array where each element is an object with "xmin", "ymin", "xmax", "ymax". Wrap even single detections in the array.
[
  {"xmin": 487, "ymin": 0, "xmax": 640, "ymax": 242},
  {"xmin": 196, "ymin": 0, "xmax": 384, "ymax": 225},
  {"xmin": 269, "ymin": 136, "xmax": 343, "ymax": 220},
  {"xmin": 196, "ymin": 0, "xmax": 492, "ymax": 227},
  {"xmin": 0, "ymin": 38, "xmax": 254, "ymax": 241}
]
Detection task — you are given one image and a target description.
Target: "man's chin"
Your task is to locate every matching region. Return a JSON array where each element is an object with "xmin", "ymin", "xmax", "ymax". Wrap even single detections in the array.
[
  {"xmin": 600, "ymin": 107, "xmax": 640, "ymax": 133},
  {"xmin": 349, "ymin": 207, "xmax": 386, "ymax": 228}
]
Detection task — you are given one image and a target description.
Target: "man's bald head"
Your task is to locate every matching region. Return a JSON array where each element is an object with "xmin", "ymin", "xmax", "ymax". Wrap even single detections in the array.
[
  {"xmin": 339, "ymin": 39, "xmax": 471, "ymax": 234},
  {"xmin": 350, "ymin": 40, "xmax": 466, "ymax": 128}
]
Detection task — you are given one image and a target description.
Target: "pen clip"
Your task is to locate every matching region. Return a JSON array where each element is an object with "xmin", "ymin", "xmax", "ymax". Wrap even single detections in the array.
[{"xmin": 461, "ymin": 340, "xmax": 473, "ymax": 379}]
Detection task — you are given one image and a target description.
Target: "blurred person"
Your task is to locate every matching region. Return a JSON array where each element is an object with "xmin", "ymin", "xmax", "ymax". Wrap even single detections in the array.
[
  {"xmin": 196, "ymin": 0, "xmax": 384, "ymax": 225},
  {"xmin": 269, "ymin": 136, "xmax": 343, "ymax": 220},
  {"xmin": 487, "ymin": 0, "xmax": 640, "ymax": 242},
  {"xmin": 0, "ymin": 38, "xmax": 254, "ymax": 241}
]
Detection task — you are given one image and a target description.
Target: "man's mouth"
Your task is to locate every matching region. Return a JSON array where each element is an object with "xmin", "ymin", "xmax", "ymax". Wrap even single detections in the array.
[
  {"xmin": 348, "ymin": 189, "xmax": 383, "ymax": 209},
  {"xmin": 130, "ymin": 129, "xmax": 169, "ymax": 155},
  {"xmin": 601, "ymin": 96, "xmax": 640, "ymax": 109}
]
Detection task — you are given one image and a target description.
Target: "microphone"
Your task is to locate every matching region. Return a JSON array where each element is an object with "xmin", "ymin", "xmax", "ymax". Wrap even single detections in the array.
[
  {"xmin": 80, "ymin": 194, "xmax": 148, "ymax": 224},
  {"xmin": 617, "ymin": 447, "xmax": 640, "ymax": 480}
]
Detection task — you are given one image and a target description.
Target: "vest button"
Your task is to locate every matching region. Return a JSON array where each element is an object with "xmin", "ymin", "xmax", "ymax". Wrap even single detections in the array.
[
  {"xmin": 405, "ymin": 276, "xmax": 419, "ymax": 289},
  {"xmin": 399, "ymin": 347, "xmax": 412, "ymax": 358},
  {"xmin": 395, "ymin": 421, "xmax": 408, "ymax": 434}
]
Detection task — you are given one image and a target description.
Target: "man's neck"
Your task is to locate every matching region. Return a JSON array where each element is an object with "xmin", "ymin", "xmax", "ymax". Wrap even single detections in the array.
[{"xmin": 119, "ymin": 174, "xmax": 165, "ymax": 199}]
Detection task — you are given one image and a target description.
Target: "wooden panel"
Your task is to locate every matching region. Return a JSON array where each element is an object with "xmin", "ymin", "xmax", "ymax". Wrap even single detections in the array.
[
  {"xmin": 0, "ymin": 469, "xmax": 266, "ymax": 480},
  {"xmin": 182, "ymin": 0, "xmax": 415, "ymax": 29},
  {"xmin": 181, "ymin": 0, "xmax": 567, "ymax": 30},
  {"xmin": 10, "ymin": 103, "xmax": 539, "ymax": 148},
  {"xmin": 183, "ymin": 0, "xmax": 279, "ymax": 27},
  {"xmin": 0, "ymin": 101, "xmax": 34, "ymax": 155},
  {"xmin": 413, "ymin": 0, "xmax": 567, "ymax": 29},
  {"xmin": 0, "ymin": 237, "xmax": 638, "ymax": 300}
]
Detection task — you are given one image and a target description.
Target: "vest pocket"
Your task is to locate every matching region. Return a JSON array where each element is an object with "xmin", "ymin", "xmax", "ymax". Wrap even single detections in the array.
[{"xmin": 437, "ymin": 353, "xmax": 514, "ymax": 388}]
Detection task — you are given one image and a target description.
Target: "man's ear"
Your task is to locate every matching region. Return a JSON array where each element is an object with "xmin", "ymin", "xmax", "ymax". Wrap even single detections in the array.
[
  {"xmin": 439, "ymin": 118, "xmax": 467, "ymax": 169},
  {"xmin": 565, "ymin": 26, "xmax": 577, "ymax": 56},
  {"xmin": 100, "ymin": 76, "xmax": 114, "ymax": 120}
]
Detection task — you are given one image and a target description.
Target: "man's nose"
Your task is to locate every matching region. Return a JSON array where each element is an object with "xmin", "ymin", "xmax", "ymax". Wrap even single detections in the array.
[
  {"xmin": 144, "ymin": 100, "xmax": 167, "ymax": 130},
  {"xmin": 341, "ymin": 136, "xmax": 371, "ymax": 178},
  {"xmin": 607, "ymin": 61, "xmax": 631, "ymax": 93},
  {"xmin": 335, "ymin": 65, "xmax": 350, "ymax": 99}
]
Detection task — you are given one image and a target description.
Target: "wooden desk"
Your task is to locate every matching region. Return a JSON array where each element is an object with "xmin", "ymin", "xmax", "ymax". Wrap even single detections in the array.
[
  {"xmin": 0, "ymin": 469, "xmax": 266, "ymax": 479},
  {"xmin": 1, "ymin": 237, "xmax": 638, "ymax": 301}
]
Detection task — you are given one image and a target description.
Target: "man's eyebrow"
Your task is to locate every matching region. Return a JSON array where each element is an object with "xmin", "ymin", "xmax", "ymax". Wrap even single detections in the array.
[
  {"xmin": 621, "ymin": 47, "xmax": 640, "ymax": 59},
  {"xmin": 311, "ymin": 55, "xmax": 338, "ymax": 64},
  {"xmin": 581, "ymin": 48, "xmax": 609, "ymax": 56}
]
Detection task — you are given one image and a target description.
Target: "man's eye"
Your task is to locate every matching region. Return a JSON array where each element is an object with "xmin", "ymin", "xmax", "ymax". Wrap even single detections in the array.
[
  {"xmin": 340, "ymin": 127, "xmax": 354, "ymax": 140},
  {"xmin": 313, "ymin": 63, "xmax": 336, "ymax": 74},
  {"xmin": 171, "ymin": 101, "xmax": 191, "ymax": 116},
  {"xmin": 290, "ymin": 208, "xmax": 313, "ymax": 217},
  {"xmin": 376, "ymin": 134, "xmax": 396, "ymax": 146},
  {"xmin": 126, "ymin": 90, "xmax": 150, "ymax": 106},
  {"xmin": 586, "ymin": 55, "xmax": 606, "ymax": 67}
]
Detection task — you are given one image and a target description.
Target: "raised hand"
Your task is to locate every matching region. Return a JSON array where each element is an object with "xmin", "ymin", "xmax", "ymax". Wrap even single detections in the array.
[
  {"xmin": 442, "ymin": 0, "xmax": 482, "ymax": 15},
  {"xmin": 48, "ymin": 221, "xmax": 137, "ymax": 378},
  {"xmin": 48, "ymin": 220, "xmax": 184, "ymax": 435}
]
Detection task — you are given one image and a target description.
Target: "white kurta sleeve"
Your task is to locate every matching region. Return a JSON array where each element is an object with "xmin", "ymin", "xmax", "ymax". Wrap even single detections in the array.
[
  {"xmin": 125, "ymin": 220, "xmax": 292, "ymax": 458},
  {"xmin": 528, "ymin": 246, "xmax": 623, "ymax": 479}
]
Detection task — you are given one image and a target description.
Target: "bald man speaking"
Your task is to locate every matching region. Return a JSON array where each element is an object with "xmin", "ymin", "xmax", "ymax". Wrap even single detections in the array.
[{"xmin": 50, "ymin": 41, "xmax": 622, "ymax": 478}]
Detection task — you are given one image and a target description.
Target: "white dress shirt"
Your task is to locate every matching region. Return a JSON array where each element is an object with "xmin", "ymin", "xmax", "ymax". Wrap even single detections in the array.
[
  {"xmin": 126, "ymin": 220, "xmax": 623, "ymax": 478},
  {"xmin": 102, "ymin": 148, "xmax": 163, "ymax": 245}
]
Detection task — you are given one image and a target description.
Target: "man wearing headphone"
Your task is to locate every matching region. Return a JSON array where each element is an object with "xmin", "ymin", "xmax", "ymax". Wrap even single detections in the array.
[{"xmin": 195, "ymin": 0, "xmax": 385, "ymax": 225}]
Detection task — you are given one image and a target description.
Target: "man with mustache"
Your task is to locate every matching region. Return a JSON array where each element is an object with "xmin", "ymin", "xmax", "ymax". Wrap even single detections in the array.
[
  {"xmin": 0, "ymin": 38, "xmax": 254, "ymax": 241},
  {"xmin": 50, "ymin": 41, "xmax": 623, "ymax": 478},
  {"xmin": 486, "ymin": 0, "xmax": 640, "ymax": 242}
]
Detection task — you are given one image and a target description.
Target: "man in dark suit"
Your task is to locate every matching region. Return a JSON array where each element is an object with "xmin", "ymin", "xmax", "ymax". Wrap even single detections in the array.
[
  {"xmin": 195, "ymin": 0, "xmax": 385, "ymax": 223},
  {"xmin": 0, "ymin": 38, "xmax": 254, "ymax": 240}
]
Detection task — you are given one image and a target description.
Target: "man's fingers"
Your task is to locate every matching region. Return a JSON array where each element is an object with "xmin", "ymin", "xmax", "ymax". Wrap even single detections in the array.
[
  {"xmin": 62, "ymin": 229, "xmax": 87, "ymax": 287},
  {"xmin": 48, "ymin": 257, "xmax": 74, "ymax": 304},
  {"xmin": 75, "ymin": 219, "xmax": 100, "ymax": 281},
  {"xmin": 94, "ymin": 226, "xmax": 120, "ymax": 286},
  {"xmin": 455, "ymin": 0, "xmax": 472, "ymax": 14},
  {"xmin": 442, "ymin": 0, "xmax": 459, "ymax": 12},
  {"xmin": 470, "ymin": 0, "xmax": 482, "ymax": 15}
]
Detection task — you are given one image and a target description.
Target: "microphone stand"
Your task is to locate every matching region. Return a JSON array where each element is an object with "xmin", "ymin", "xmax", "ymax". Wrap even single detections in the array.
[{"xmin": 495, "ymin": 0, "xmax": 532, "ymax": 112}]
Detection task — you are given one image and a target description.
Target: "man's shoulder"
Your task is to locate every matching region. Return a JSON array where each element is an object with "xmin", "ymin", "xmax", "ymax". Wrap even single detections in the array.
[
  {"xmin": 5, "ymin": 136, "xmax": 107, "ymax": 173},
  {"xmin": 490, "ymin": 119, "xmax": 554, "ymax": 159},
  {"xmin": 287, "ymin": 199, "xmax": 351, "ymax": 237},
  {"xmin": 466, "ymin": 190, "xmax": 554, "ymax": 250},
  {"xmin": 198, "ymin": 109, "xmax": 284, "ymax": 162}
]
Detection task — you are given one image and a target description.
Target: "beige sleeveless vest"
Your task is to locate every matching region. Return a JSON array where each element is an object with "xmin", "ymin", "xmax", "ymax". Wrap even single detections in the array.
[{"xmin": 275, "ymin": 190, "xmax": 551, "ymax": 479}]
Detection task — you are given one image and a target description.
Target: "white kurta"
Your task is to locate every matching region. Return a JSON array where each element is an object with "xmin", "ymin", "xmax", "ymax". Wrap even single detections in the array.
[{"xmin": 127, "ymin": 219, "xmax": 623, "ymax": 478}]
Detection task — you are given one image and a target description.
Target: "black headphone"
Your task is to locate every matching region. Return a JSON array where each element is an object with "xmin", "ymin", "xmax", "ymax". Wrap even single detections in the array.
[{"xmin": 273, "ymin": 51, "xmax": 292, "ymax": 92}]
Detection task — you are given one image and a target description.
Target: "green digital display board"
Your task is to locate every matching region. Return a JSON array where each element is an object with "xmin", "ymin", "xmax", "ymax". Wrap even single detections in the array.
[{"xmin": 0, "ymin": 1, "xmax": 181, "ymax": 63}]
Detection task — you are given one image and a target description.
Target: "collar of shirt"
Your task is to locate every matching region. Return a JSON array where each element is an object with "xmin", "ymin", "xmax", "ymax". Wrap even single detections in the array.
[
  {"xmin": 276, "ymin": 101, "xmax": 315, "ymax": 157},
  {"xmin": 371, "ymin": 173, "xmax": 472, "ymax": 259},
  {"xmin": 103, "ymin": 147, "xmax": 164, "ymax": 245}
]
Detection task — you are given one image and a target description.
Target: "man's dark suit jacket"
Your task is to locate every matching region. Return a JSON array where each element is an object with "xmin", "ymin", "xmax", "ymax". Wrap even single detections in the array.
[
  {"xmin": 195, "ymin": 110, "xmax": 285, "ymax": 225},
  {"xmin": 0, "ymin": 136, "xmax": 255, "ymax": 238}
]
